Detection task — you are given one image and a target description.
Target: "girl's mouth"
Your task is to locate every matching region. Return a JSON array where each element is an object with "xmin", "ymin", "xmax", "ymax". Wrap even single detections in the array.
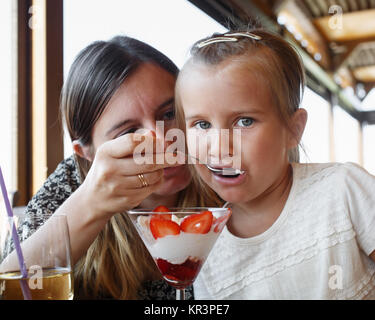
[
  {"xmin": 211, "ymin": 170, "xmax": 246, "ymax": 185},
  {"xmin": 205, "ymin": 164, "xmax": 245, "ymax": 177},
  {"xmin": 206, "ymin": 165, "xmax": 247, "ymax": 185}
]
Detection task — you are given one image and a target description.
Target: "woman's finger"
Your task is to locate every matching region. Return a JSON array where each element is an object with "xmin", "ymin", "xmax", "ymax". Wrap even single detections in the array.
[
  {"xmin": 100, "ymin": 131, "xmax": 157, "ymax": 159},
  {"xmin": 128, "ymin": 169, "xmax": 164, "ymax": 189},
  {"xmin": 116, "ymin": 178, "xmax": 165, "ymax": 210}
]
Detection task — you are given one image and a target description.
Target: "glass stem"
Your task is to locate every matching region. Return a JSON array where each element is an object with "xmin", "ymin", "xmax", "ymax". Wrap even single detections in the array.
[{"xmin": 176, "ymin": 288, "xmax": 185, "ymax": 300}]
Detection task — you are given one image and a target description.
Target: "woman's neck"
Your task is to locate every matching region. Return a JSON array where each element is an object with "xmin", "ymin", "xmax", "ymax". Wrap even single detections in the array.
[
  {"xmin": 227, "ymin": 164, "xmax": 293, "ymax": 238},
  {"xmin": 139, "ymin": 192, "xmax": 180, "ymax": 209}
]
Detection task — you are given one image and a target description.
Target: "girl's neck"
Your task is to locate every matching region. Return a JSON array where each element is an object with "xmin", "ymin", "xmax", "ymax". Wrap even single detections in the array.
[
  {"xmin": 227, "ymin": 164, "xmax": 293, "ymax": 238},
  {"xmin": 139, "ymin": 192, "xmax": 179, "ymax": 209}
]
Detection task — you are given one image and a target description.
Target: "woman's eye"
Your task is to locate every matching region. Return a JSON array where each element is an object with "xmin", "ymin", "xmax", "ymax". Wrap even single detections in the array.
[
  {"xmin": 118, "ymin": 128, "xmax": 138, "ymax": 137},
  {"xmin": 194, "ymin": 121, "xmax": 211, "ymax": 130},
  {"xmin": 162, "ymin": 109, "xmax": 175, "ymax": 121},
  {"xmin": 236, "ymin": 117, "xmax": 254, "ymax": 127}
]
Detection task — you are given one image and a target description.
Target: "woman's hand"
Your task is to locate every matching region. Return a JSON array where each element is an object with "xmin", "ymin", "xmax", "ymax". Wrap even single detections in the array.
[
  {"xmin": 55, "ymin": 131, "xmax": 180, "ymax": 264},
  {"xmin": 78, "ymin": 131, "xmax": 173, "ymax": 220}
]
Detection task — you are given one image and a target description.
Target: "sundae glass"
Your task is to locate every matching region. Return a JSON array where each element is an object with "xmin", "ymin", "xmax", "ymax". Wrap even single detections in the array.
[{"xmin": 127, "ymin": 206, "xmax": 231, "ymax": 300}]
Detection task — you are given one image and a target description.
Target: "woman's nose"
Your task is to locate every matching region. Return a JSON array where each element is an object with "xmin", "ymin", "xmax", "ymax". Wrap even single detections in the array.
[{"xmin": 142, "ymin": 121, "xmax": 170, "ymax": 152}]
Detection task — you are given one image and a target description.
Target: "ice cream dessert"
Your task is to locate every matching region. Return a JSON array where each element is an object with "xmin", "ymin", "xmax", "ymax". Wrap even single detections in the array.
[{"xmin": 132, "ymin": 206, "xmax": 231, "ymax": 288}]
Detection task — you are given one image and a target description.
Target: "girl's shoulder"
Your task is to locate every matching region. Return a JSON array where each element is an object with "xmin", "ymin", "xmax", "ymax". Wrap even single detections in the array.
[{"xmin": 292, "ymin": 162, "xmax": 374, "ymax": 190}]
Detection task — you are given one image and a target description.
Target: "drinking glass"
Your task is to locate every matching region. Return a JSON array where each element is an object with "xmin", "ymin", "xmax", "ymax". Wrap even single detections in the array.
[
  {"xmin": 128, "ymin": 207, "xmax": 231, "ymax": 300},
  {"xmin": 0, "ymin": 212, "xmax": 74, "ymax": 300}
]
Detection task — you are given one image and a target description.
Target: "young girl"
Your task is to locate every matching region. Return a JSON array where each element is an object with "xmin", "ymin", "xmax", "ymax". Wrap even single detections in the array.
[{"xmin": 175, "ymin": 29, "xmax": 375, "ymax": 299}]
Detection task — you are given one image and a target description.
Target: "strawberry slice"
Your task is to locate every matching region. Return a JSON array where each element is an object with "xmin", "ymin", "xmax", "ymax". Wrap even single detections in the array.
[
  {"xmin": 153, "ymin": 205, "xmax": 172, "ymax": 220},
  {"xmin": 214, "ymin": 208, "xmax": 232, "ymax": 233},
  {"xmin": 153, "ymin": 205, "xmax": 170, "ymax": 212},
  {"xmin": 150, "ymin": 217, "xmax": 180, "ymax": 239},
  {"xmin": 180, "ymin": 211, "xmax": 213, "ymax": 234}
]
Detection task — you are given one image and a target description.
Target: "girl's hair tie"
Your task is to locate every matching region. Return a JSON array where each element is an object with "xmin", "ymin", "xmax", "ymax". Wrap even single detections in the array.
[{"xmin": 196, "ymin": 31, "xmax": 262, "ymax": 49}]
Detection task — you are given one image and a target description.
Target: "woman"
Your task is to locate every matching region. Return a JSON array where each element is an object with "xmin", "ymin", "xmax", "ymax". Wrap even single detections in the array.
[{"xmin": 23, "ymin": 36, "xmax": 220, "ymax": 299}]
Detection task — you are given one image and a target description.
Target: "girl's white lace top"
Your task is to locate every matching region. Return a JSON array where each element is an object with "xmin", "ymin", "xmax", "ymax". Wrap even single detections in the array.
[{"xmin": 194, "ymin": 162, "xmax": 375, "ymax": 299}]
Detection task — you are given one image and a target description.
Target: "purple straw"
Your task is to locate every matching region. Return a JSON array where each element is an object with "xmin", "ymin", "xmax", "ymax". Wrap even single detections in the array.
[{"xmin": 0, "ymin": 166, "xmax": 31, "ymax": 300}]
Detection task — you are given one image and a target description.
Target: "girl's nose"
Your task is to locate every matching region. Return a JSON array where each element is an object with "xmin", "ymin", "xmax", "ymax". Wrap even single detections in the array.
[{"xmin": 207, "ymin": 129, "xmax": 234, "ymax": 165}]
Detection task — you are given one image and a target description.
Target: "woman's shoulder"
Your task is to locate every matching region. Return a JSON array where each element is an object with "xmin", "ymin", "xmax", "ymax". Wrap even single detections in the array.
[
  {"xmin": 52, "ymin": 155, "xmax": 81, "ymax": 185},
  {"xmin": 24, "ymin": 155, "xmax": 81, "ymax": 230},
  {"xmin": 38, "ymin": 155, "xmax": 81, "ymax": 192}
]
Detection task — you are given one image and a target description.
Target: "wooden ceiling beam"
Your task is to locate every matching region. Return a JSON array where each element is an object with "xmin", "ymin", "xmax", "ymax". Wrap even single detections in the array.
[
  {"xmin": 331, "ymin": 39, "xmax": 375, "ymax": 72},
  {"xmin": 352, "ymin": 65, "xmax": 375, "ymax": 82},
  {"xmin": 331, "ymin": 42, "xmax": 359, "ymax": 71},
  {"xmin": 337, "ymin": 0, "xmax": 349, "ymax": 12},
  {"xmin": 304, "ymin": 0, "xmax": 322, "ymax": 17},
  {"xmin": 314, "ymin": 9, "xmax": 375, "ymax": 42},
  {"xmin": 193, "ymin": 0, "xmax": 370, "ymax": 115},
  {"xmin": 316, "ymin": 0, "xmax": 329, "ymax": 14},
  {"xmin": 276, "ymin": 0, "xmax": 331, "ymax": 69},
  {"xmin": 348, "ymin": 0, "xmax": 359, "ymax": 11},
  {"xmin": 364, "ymin": 81, "xmax": 375, "ymax": 93}
]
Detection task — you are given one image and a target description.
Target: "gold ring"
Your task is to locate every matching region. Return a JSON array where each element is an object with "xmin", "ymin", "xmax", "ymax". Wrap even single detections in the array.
[{"xmin": 137, "ymin": 173, "xmax": 149, "ymax": 188}]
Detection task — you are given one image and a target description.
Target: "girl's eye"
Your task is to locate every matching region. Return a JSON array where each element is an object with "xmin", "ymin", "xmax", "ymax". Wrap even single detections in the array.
[
  {"xmin": 236, "ymin": 117, "xmax": 254, "ymax": 127},
  {"xmin": 194, "ymin": 121, "xmax": 211, "ymax": 130},
  {"xmin": 162, "ymin": 109, "xmax": 175, "ymax": 121}
]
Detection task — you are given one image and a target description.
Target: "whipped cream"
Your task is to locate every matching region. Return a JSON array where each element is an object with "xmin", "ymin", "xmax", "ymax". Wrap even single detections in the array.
[
  {"xmin": 135, "ymin": 215, "xmax": 223, "ymax": 265},
  {"xmin": 147, "ymin": 231, "xmax": 219, "ymax": 265}
]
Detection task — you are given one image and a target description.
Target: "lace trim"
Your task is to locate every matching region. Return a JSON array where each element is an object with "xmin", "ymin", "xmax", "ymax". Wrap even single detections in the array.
[
  {"xmin": 208, "ymin": 212, "xmax": 354, "ymax": 280},
  {"xmin": 202, "ymin": 224, "xmax": 357, "ymax": 299},
  {"xmin": 341, "ymin": 260, "xmax": 375, "ymax": 300}
]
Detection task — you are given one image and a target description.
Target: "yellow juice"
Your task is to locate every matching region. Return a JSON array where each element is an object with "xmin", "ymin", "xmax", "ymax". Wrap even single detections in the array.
[{"xmin": 0, "ymin": 268, "xmax": 73, "ymax": 300}]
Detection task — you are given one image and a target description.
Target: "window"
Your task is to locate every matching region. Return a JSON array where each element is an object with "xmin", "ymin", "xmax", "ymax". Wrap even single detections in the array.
[
  {"xmin": 362, "ymin": 89, "xmax": 375, "ymax": 175},
  {"xmin": 0, "ymin": 0, "xmax": 16, "ymax": 191},
  {"xmin": 363, "ymin": 124, "xmax": 375, "ymax": 175},
  {"xmin": 63, "ymin": 0, "xmax": 226, "ymax": 157},
  {"xmin": 333, "ymin": 106, "xmax": 360, "ymax": 164},
  {"xmin": 300, "ymin": 87, "xmax": 331, "ymax": 163}
]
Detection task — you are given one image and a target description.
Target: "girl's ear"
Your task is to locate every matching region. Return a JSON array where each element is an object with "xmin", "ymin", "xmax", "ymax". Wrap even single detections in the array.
[
  {"xmin": 72, "ymin": 140, "xmax": 94, "ymax": 162},
  {"xmin": 288, "ymin": 108, "xmax": 308, "ymax": 148}
]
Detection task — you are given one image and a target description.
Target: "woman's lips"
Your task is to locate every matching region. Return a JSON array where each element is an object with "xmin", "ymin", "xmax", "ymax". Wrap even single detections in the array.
[{"xmin": 163, "ymin": 165, "xmax": 185, "ymax": 178}]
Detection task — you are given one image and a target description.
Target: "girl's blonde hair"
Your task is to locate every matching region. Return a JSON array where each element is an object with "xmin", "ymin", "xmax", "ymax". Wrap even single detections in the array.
[{"xmin": 176, "ymin": 28, "xmax": 305, "ymax": 163}]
